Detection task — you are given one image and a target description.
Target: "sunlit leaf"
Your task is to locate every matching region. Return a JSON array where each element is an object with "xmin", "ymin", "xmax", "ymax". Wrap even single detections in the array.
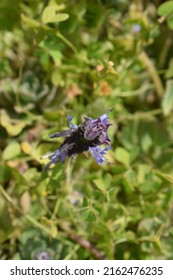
[
  {"xmin": 0, "ymin": 109, "xmax": 31, "ymax": 136},
  {"xmin": 42, "ymin": 6, "xmax": 69, "ymax": 24},
  {"xmin": 115, "ymin": 147, "xmax": 130, "ymax": 166},
  {"xmin": 141, "ymin": 133, "xmax": 153, "ymax": 152},
  {"xmin": 168, "ymin": 14, "xmax": 173, "ymax": 29},
  {"xmin": 21, "ymin": 141, "xmax": 32, "ymax": 155},
  {"xmin": 93, "ymin": 179, "xmax": 106, "ymax": 191},
  {"xmin": 103, "ymin": 173, "xmax": 112, "ymax": 189},
  {"xmin": 3, "ymin": 142, "xmax": 21, "ymax": 160},
  {"xmin": 158, "ymin": 1, "xmax": 173, "ymax": 16}
]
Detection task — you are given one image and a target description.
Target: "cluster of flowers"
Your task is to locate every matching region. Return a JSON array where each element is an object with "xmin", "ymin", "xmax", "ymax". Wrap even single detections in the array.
[{"xmin": 42, "ymin": 112, "xmax": 112, "ymax": 171}]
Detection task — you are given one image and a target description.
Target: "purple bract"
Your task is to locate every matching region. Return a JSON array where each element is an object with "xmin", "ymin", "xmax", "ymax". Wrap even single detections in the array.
[{"xmin": 42, "ymin": 112, "xmax": 112, "ymax": 171}]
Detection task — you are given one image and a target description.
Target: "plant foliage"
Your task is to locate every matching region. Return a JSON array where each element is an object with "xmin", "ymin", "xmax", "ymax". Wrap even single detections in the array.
[{"xmin": 0, "ymin": 0, "xmax": 173, "ymax": 260}]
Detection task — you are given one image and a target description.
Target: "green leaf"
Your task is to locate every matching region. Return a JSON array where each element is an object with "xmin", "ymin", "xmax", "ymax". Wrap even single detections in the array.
[
  {"xmin": 129, "ymin": 146, "xmax": 140, "ymax": 163},
  {"xmin": 3, "ymin": 142, "xmax": 21, "ymax": 160},
  {"xmin": 139, "ymin": 236, "xmax": 162, "ymax": 253},
  {"xmin": 162, "ymin": 79, "xmax": 173, "ymax": 115},
  {"xmin": 93, "ymin": 179, "xmax": 106, "ymax": 191},
  {"xmin": 80, "ymin": 210, "xmax": 90, "ymax": 221},
  {"xmin": 151, "ymin": 237, "xmax": 162, "ymax": 253},
  {"xmin": 88, "ymin": 211, "xmax": 97, "ymax": 221},
  {"xmin": 103, "ymin": 173, "xmax": 112, "ymax": 189},
  {"xmin": 0, "ymin": 109, "xmax": 31, "ymax": 136},
  {"xmin": 137, "ymin": 164, "xmax": 151, "ymax": 184},
  {"xmin": 51, "ymin": 69, "xmax": 64, "ymax": 86},
  {"xmin": 141, "ymin": 133, "xmax": 153, "ymax": 152},
  {"xmin": 11, "ymin": 168, "xmax": 28, "ymax": 194},
  {"xmin": 157, "ymin": 1, "xmax": 173, "ymax": 16},
  {"xmin": 167, "ymin": 14, "xmax": 173, "ymax": 29},
  {"xmin": 42, "ymin": 6, "xmax": 69, "ymax": 24},
  {"xmin": 49, "ymin": 49, "xmax": 62, "ymax": 65},
  {"xmin": 82, "ymin": 196, "xmax": 88, "ymax": 208},
  {"xmin": 0, "ymin": 165, "xmax": 12, "ymax": 183},
  {"xmin": 115, "ymin": 147, "xmax": 130, "ymax": 166},
  {"xmin": 165, "ymin": 58, "xmax": 173, "ymax": 78},
  {"xmin": 153, "ymin": 169, "xmax": 173, "ymax": 184}
]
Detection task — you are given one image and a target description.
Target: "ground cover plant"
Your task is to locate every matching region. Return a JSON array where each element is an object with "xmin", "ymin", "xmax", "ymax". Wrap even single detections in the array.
[{"xmin": 0, "ymin": 0, "xmax": 173, "ymax": 260}]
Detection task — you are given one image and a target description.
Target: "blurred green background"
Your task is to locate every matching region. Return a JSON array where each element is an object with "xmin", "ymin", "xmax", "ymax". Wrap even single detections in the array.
[{"xmin": 1, "ymin": 0, "xmax": 173, "ymax": 260}]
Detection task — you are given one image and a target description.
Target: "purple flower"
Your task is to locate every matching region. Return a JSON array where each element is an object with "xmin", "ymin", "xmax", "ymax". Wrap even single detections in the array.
[
  {"xmin": 131, "ymin": 24, "xmax": 141, "ymax": 33},
  {"xmin": 42, "ymin": 112, "xmax": 112, "ymax": 171},
  {"xmin": 89, "ymin": 145, "xmax": 111, "ymax": 164}
]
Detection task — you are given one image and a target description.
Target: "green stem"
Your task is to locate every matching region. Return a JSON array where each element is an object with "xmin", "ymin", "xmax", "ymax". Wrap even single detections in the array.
[
  {"xmin": 118, "ymin": 109, "xmax": 162, "ymax": 122},
  {"xmin": 21, "ymin": 14, "xmax": 77, "ymax": 54},
  {"xmin": 0, "ymin": 184, "xmax": 13, "ymax": 204},
  {"xmin": 24, "ymin": 214, "xmax": 51, "ymax": 235},
  {"xmin": 139, "ymin": 51, "xmax": 164, "ymax": 99},
  {"xmin": 55, "ymin": 31, "xmax": 77, "ymax": 54},
  {"xmin": 113, "ymin": 84, "xmax": 155, "ymax": 97}
]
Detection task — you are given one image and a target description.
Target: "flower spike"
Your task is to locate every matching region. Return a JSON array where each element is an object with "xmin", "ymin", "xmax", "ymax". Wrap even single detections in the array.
[{"xmin": 42, "ymin": 111, "xmax": 112, "ymax": 171}]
